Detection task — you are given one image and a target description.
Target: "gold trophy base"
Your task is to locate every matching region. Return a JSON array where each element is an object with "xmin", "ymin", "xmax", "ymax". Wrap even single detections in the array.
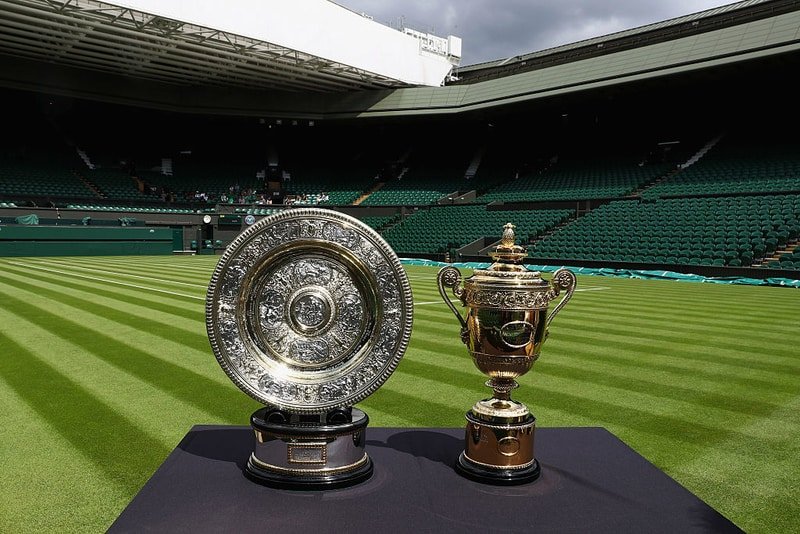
[{"xmin": 456, "ymin": 399, "xmax": 541, "ymax": 485}]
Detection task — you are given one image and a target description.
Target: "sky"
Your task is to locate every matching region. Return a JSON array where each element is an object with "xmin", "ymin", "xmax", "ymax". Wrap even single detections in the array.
[{"xmin": 335, "ymin": 0, "xmax": 741, "ymax": 65}]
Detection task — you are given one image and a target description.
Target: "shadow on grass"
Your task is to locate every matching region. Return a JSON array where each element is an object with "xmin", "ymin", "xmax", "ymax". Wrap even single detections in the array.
[
  {"xmin": 0, "ymin": 332, "xmax": 172, "ymax": 494},
  {"xmin": 0, "ymin": 287, "xmax": 255, "ymax": 425}
]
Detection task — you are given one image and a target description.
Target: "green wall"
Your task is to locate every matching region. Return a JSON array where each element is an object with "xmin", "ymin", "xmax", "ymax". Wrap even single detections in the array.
[{"xmin": 0, "ymin": 226, "xmax": 174, "ymax": 256}]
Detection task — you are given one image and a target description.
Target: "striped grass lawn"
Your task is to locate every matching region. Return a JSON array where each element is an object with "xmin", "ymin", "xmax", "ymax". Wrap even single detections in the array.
[{"xmin": 0, "ymin": 256, "xmax": 798, "ymax": 532}]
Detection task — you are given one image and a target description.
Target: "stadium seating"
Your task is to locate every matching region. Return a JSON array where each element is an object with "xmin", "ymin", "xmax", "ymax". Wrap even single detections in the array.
[
  {"xmin": 360, "ymin": 214, "xmax": 400, "ymax": 231},
  {"xmin": 360, "ymin": 143, "xmax": 482, "ymax": 206},
  {"xmin": 1, "ymin": 85, "xmax": 796, "ymax": 275},
  {"xmin": 531, "ymin": 194, "xmax": 800, "ymax": 266},
  {"xmin": 0, "ymin": 161, "xmax": 93, "ymax": 199},
  {"xmin": 84, "ymin": 169, "xmax": 151, "ymax": 201},
  {"xmin": 127, "ymin": 157, "xmax": 262, "ymax": 205},
  {"xmin": 383, "ymin": 204, "xmax": 573, "ymax": 255},
  {"xmin": 479, "ymin": 158, "xmax": 674, "ymax": 203},
  {"xmin": 642, "ymin": 134, "xmax": 800, "ymax": 199},
  {"xmin": 285, "ymin": 169, "xmax": 373, "ymax": 205}
]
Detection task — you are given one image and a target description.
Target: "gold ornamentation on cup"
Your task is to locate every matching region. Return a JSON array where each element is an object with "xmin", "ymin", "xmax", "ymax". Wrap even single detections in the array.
[{"xmin": 437, "ymin": 223, "xmax": 576, "ymax": 484}]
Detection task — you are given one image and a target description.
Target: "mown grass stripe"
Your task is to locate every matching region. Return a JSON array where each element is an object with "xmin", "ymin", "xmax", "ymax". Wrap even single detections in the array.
[
  {"xmin": 6, "ymin": 261, "xmax": 204, "ymax": 300},
  {"xmin": 548, "ymin": 341, "xmax": 799, "ymax": 395},
  {"xmin": 0, "ymin": 332, "xmax": 172, "ymax": 494},
  {"xmin": 534, "ymin": 359, "xmax": 783, "ymax": 418},
  {"xmin": 0, "ymin": 264, "xmax": 203, "ymax": 322},
  {"xmin": 26, "ymin": 260, "xmax": 210, "ymax": 295},
  {"xmin": 0, "ymin": 271, "xmax": 210, "ymax": 354},
  {"xmin": 524, "ymin": 383, "xmax": 756, "ymax": 460},
  {"xmin": 675, "ymin": 395, "xmax": 800, "ymax": 534},
  {"xmin": 68, "ymin": 258, "xmax": 217, "ymax": 282},
  {"xmin": 0, "ymin": 259, "xmax": 796, "ymax": 534},
  {"xmin": 566, "ymin": 286, "xmax": 792, "ymax": 312},
  {"xmin": 561, "ymin": 305, "xmax": 797, "ymax": 334},
  {"xmin": 561, "ymin": 300, "xmax": 788, "ymax": 322},
  {"xmin": 411, "ymin": 311, "xmax": 798, "ymax": 366},
  {"xmin": 0, "ymin": 303, "xmax": 225, "ymax": 436},
  {"xmin": 570, "ymin": 292, "xmax": 798, "ymax": 317},
  {"xmin": 548, "ymin": 329, "xmax": 798, "ymax": 378},
  {"xmin": 100, "ymin": 257, "xmax": 219, "ymax": 274},
  {"xmin": 0, "ymin": 287, "xmax": 255, "ymax": 424},
  {"xmin": 362, "ymin": 386, "xmax": 465, "ymax": 427},
  {"xmin": 395, "ymin": 356, "xmax": 783, "ymax": 434},
  {"xmin": 552, "ymin": 316, "xmax": 799, "ymax": 361},
  {"xmin": 30, "ymin": 259, "xmax": 209, "ymax": 289},
  {"xmin": 71, "ymin": 261, "xmax": 215, "ymax": 282}
]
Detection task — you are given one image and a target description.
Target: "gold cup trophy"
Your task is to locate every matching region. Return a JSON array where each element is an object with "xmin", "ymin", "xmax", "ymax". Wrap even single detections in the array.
[{"xmin": 437, "ymin": 223, "xmax": 576, "ymax": 484}]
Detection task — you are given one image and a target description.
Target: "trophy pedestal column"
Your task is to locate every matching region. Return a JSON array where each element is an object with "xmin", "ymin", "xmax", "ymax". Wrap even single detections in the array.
[
  {"xmin": 245, "ymin": 407, "xmax": 373, "ymax": 490},
  {"xmin": 456, "ymin": 398, "xmax": 541, "ymax": 485}
]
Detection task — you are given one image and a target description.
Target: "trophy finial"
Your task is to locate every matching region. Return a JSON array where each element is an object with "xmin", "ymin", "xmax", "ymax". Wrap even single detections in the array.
[
  {"xmin": 490, "ymin": 223, "xmax": 527, "ymax": 264},
  {"xmin": 501, "ymin": 223, "xmax": 516, "ymax": 247}
]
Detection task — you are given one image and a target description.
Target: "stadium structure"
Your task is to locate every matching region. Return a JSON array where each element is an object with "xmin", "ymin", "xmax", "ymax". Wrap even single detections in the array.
[
  {"xmin": 1, "ymin": 2, "xmax": 800, "ymax": 533},
  {"xmin": 0, "ymin": 0, "xmax": 799, "ymax": 274}
]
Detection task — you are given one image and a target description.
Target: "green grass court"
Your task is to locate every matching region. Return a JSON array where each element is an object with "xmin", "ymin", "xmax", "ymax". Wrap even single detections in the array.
[{"xmin": 0, "ymin": 256, "xmax": 798, "ymax": 532}]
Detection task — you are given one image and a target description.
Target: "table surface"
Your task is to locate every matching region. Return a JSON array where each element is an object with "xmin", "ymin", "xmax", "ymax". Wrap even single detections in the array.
[{"xmin": 109, "ymin": 426, "xmax": 742, "ymax": 533}]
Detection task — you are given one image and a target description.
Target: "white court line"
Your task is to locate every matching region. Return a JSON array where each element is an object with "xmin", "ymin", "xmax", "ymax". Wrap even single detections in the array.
[
  {"xmin": 29, "ymin": 259, "xmax": 209, "ymax": 289},
  {"xmin": 6, "ymin": 261, "xmax": 205, "ymax": 300},
  {"xmin": 84, "ymin": 258, "xmax": 215, "ymax": 275},
  {"xmin": 576, "ymin": 287, "xmax": 610, "ymax": 292}
]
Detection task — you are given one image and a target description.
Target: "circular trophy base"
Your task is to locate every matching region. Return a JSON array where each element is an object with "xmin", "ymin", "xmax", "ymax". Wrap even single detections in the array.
[
  {"xmin": 246, "ymin": 407, "xmax": 373, "ymax": 490},
  {"xmin": 245, "ymin": 455, "xmax": 373, "ymax": 490},
  {"xmin": 456, "ymin": 452, "xmax": 541, "ymax": 486}
]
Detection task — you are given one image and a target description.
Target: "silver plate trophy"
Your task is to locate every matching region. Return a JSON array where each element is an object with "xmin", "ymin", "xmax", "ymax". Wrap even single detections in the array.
[{"xmin": 206, "ymin": 208, "xmax": 413, "ymax": 489}]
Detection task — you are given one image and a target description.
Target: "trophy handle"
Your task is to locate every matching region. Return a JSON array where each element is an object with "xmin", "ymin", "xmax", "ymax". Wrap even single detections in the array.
[
  {"xmin": 437, "ymin": 266, "xmax": 467, "ymax": 331},
  {"xmin": 546, "ymin": 268, "xmax": 577, "ymax": 329}
]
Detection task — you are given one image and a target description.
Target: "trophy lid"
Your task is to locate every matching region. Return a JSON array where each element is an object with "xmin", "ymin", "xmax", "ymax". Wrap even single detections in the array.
[{"xmin": 467, "ymin": 223, "xmax": 548, "ymax": 288}]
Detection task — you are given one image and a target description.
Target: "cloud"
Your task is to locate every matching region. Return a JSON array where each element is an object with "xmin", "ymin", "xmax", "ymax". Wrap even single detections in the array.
[{"xmin": 334, "ymin": 0, "xmax": 736, "ymax": 64}]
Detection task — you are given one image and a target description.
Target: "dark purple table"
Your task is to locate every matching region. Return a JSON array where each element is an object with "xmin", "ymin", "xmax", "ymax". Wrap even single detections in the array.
[{"xmin": 109, "ymin": 426, "xmax": 741, "ymax": 533}]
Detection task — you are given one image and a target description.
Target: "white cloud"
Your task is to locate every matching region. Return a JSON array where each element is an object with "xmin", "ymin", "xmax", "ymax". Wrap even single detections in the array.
[{"xmin": 335, "ymin": 0, "xmax": 737, "ymax": 64}]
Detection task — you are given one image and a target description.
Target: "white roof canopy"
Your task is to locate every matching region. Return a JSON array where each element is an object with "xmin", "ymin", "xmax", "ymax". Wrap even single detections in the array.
[{"xmin": 0, "ymin": 0, "xmax": 459, "ymax": 92}]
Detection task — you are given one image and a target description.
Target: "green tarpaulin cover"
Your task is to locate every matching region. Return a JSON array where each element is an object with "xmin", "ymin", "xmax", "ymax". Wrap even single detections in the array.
[
  {"xmin": 14, "ymin": 214, "xmax": 39, "ymax": 225},
  {"xmin": 400, "ymin": 258, "xmax": 800, "ymax": 288}
]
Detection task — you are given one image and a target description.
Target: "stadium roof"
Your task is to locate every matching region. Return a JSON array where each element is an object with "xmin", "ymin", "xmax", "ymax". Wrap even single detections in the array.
[
  {"xmin": 0, "ymin": 0, "xmax": 458, "ymax": 92},
  {"xmin": 454, "ymin": 0, "xmax": 798, "ymax": 83},
  {"xmin": 0, "ymin": 0, "xmax": 797, "ymax": 119}
]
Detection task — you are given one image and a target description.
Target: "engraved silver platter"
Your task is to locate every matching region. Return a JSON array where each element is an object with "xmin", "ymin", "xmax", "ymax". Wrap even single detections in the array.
[{"xmin": 206, "ymin": 208, "xmax": 413, "ymax": 414}]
